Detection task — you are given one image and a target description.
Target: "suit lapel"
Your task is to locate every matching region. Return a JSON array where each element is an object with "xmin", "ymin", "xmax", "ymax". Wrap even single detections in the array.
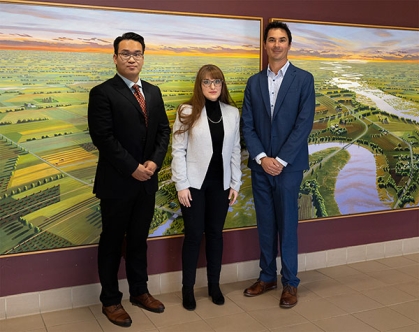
[
  {"xmin": 272, "ymin": 63, "xmax": 296, "ymax": 120},
  {"xmin": 258, "ymin": 69, "xmax": 271, "ymax": 119},
  {"xmin": 111, "ymin": 75, "xmax": 144, "ymax": 115},
  {"xmin": 142, "ymin": 82, "xmax": 151, "ymax": 118}
]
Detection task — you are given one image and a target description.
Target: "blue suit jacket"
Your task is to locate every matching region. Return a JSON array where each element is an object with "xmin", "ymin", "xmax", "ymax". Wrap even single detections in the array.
[{"xmin": 241, "ymin": 63, "xmax": 315, "ymax": 173}]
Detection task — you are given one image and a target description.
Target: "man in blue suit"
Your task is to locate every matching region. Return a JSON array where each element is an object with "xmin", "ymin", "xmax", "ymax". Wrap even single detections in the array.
[{"xmin": 242, "ymin": 21, "xmax": 315, "ymax": 308}]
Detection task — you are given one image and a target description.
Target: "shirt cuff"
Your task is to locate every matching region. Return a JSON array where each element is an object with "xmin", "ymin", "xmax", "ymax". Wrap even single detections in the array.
[
  {"xmin": 276, "ymin": 157, "xmax": 288, "ymax": 167},
  {"xmin": 255, "ymin": 152, "xmax": 267, "ymax": 164}
]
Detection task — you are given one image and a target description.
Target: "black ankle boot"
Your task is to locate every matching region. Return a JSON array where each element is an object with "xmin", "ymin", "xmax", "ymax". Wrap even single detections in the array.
[
  {"xmin": 208, "ymin": 283, "xmax": 225, "ymax": 305},
  {"xmin": 182, "ymin": 286, "xmax": 196, "ymax": 310}
]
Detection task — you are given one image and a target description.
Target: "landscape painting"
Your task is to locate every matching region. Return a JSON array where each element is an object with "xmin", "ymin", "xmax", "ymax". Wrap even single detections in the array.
[
  {"xmin": 270, "ymin": 19, "xmax": 419, "ymax": 221},
  {"xmin": 0, "ymin": 0, "xmax": 261, "ymax": 254}
]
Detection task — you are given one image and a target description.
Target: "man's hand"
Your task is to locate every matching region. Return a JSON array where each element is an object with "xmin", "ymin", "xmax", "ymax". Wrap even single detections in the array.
[
  {"xmin": 131, "ymin": 162, "xmax": 154, "ymax": 181},
  {"xmin": 144, "ymin": 160, "xmax": 157, "ymax": 174},
  {"xmin": 261, "ymin": 157, "xmax": 283, "ymax": 176}
]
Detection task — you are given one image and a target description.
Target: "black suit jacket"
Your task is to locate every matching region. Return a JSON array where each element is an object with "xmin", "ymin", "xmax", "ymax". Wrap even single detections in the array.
[{"xmin": 88, "ymin": 74, "xmax": 170, "ymax": 199}]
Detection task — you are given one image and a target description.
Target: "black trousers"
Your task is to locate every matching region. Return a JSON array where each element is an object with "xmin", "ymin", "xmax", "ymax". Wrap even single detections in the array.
[
  {"xmin": 98, "ymin": 187, "xmax": 155, "ymax": 306},
  {"xmin": 181, "ymin": 179, "xmax": 230, "ymax": 287}
]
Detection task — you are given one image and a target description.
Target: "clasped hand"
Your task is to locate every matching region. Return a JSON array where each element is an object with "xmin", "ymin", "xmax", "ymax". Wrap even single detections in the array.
[
  {"xmin": 131, "ymin": 160, "xmax": 157, "ymax": 181},
  {"xmin": 261, "ymin": 157, "xmax": 283, "ymax": 176}
]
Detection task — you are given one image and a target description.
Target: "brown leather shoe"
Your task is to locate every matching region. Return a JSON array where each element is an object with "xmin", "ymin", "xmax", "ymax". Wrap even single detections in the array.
[
  {"xmin": 130, "ymin": 293, "xmax": 165, "ymax": 313},
  {"xmin": 102, "ymin": 304, "xmax": 132, "ymax": 327},
  {"xmin": 243, "ymin": 280, "xmax": 277, "ymax": 297},
  {"xmin": 280, "ymin": 285, "xmax": 298, "ymax": 308}
]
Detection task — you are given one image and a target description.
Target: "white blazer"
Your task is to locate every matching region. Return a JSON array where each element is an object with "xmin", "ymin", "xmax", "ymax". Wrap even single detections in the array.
[{"xmin": 171, "ymin": 102, "xmax": 242, "ymax": 192}]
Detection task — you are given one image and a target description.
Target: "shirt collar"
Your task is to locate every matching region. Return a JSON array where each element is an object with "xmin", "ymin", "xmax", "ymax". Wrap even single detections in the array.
[
  {"xmin": 267, "ymin": 61, "xmax": 290, "ymax": 78},
  {"xmin": 117, "ymin": 72, "xmax": 142, "ymax": 90}
]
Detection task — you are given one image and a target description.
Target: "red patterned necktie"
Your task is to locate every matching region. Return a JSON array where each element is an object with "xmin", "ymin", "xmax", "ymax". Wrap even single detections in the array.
[{"xmin": 132, "ymin": 84, "xmax": 148, "ymax": 127}]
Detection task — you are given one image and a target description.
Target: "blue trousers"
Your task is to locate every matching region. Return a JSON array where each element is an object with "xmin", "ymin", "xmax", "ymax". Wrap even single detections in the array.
[{"xmin": 251, "ymin": 170, "xmax": 303, "ymax": 287}]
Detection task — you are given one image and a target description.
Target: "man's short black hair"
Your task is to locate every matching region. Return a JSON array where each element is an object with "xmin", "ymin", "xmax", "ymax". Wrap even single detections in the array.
[{"xmin": 113, "ymin": 32, "xmax": 145, "ymax": 54}]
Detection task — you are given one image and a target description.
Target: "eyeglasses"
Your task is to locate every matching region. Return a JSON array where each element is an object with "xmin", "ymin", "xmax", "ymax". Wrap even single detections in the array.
[
  {"xmin": 202, "ymin": 79, "xmax": 223, "ymax": 87},
  {"xmin": 118, "ymin": 52, "xmax": 144, "ymax": 61}
]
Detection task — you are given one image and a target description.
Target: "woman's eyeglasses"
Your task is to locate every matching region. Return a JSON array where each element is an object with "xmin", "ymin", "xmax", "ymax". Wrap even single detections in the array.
[{"xmin": 202, "ymin": 79, "xmax": 223, "ymax": 87}]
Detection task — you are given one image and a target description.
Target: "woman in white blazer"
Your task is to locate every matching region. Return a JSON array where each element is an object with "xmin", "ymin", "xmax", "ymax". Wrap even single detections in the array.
[{"xmin": 171, "ymin": 64, "xmax": 242, "ymax": 311}]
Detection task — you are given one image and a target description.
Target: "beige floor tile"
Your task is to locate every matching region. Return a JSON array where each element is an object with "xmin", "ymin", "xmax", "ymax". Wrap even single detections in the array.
[
  {"xmin": 367, "ymin": 268, "xmax": 417, "ymax": 285},
  {"xmin": 335, "ymin": 272, "xmax": 388, "ymax": 291},
  {"xmin": 270, "ymin": 322, "xmax": 324, "ymax": 331},
  {"xmin": 0, "ymin": 314, "xmax": 45, "ymax": 332},
  {"xmin": 152, "ymin": 291, "xmax": 183, "ymax": 308},
  {"xmin": 159, "ymin": 319, "xmax": 214, "ymax": 332},
  {"xmin": 142, "ymin": 303, "xmax": 201, "ymax": 329},
  {"xmin": 390, "ymin": 300, "xmax": 419, "ymax": 323},
  {"xmin": 348, "ymin": 260, "xmax": 389, "ymax": 273},
  {"xmin": 313, "ymin": 314, "xmax": 378, "ymax": 331},
  {"xmin": 404, "ymin": 253, "xmax": 419, "ymax": 263},
  {"xmin": 205, "ymin": 312, "xmax": 267, "ymax": 332},
  {"xmin": 193, "ymin": 286, "xmax": 215, "ymax": 302},
  {"xmin": 194, "ymin": 297, "xmax": 244, "ymax": 320},
  {"xmin": 377, "ymin": 256, "xmax": 417, "ymax": 268},
  {"xmin": 42, "ymin": 307, "xmax": 95, "ymax": 327},
  {"xmin": 46, "ymin": 319, "xmax": 103, "ymax": 332},
  {"xmin": 293, "ymin": 298, "xmax": 347, "ymax": 321},
  {"xmin": 363, "ymin": 285, "xmax": 416, "ymax": 306},
  {"xmin": 398, "ymin": 264, "xmax": 419, "ymax": 279},
  {"xmin": 248, "ymin": 306, "xmax": 308, "ymax": 329},
  {"xmin": 387, "ymin": 324, "xmax": 419, "ymax": 332},
  {"xmin": 317, "ymin": 265, "xmax": 362, "ymax": 279},
  {"xmin": 326, "ymin": 292, "xmax": 384, "ymax": 313},
  {"xmin": 302, "ymin": 278, "xmax": 355, "ymax": 298},
  {"xmin": 296, "ymin": 285, "xmax": 322, "ymax": 302},
  {"xmin": 395, "ymin": 281, "xmax": 419, "ymax": 298},
  {"xmin": 221, "ymin": 280, "xmax": 252, "ymax": 294},
  {"xmin": 299, "ymin": 270, "xmax": 332, "ymax": 284},
  {"xmin": 87, "ymin": 303, "xmax": 103, "ymax": 318},
  {"xmin": 354, "ymin": 307, "xmax": 416, "ymax": 331},
  {"xmin": 226, "ymin": 290, "xmax": 279, "ymax": 312}
]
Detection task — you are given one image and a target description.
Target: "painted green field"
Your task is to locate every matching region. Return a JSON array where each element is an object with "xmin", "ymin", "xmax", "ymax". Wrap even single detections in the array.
[
  {"xmin": 0, "ymin": 50, "xmax": 259, "ymax": 254},
  {"xmin": 1, "ymin": 50, "xmax": 418, "ymax": 254}
]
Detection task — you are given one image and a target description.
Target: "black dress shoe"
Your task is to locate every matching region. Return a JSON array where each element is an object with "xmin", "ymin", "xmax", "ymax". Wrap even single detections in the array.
[
  {"xmin": 182, "ymin": 286, "xmax": 196, "ymax": 310},
  {"xmin": 208, "ymin": 283, "xmax": 225, "ymax": 305}
]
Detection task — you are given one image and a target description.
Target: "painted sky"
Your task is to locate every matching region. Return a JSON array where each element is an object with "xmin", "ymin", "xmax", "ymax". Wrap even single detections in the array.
[
  {"xmin": 0, "ymin": 2, "xmax": 260, "ymax": 56},
  {"xmin": 285, "ymin": 21, "xmax": 419, "ymax": 61}
]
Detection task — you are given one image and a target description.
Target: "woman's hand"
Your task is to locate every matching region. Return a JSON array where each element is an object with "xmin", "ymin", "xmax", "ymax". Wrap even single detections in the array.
[
  {"xmin": 228, "ymin": 189, "xmax": 238, "ymax": 206},
  {"xmin": 178, "ymin": 189, "xmax": 192, "ymax": 207}
]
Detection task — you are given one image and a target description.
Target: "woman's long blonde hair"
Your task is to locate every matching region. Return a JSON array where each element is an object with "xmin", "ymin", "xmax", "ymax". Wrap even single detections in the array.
[{"xmin": 174, "ymin": 64, "xmax": 235, "ymax": 136}]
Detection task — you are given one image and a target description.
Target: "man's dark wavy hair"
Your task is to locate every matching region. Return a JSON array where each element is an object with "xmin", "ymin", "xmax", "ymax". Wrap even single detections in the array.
[{"xmin": 263, "ymin": 21, "xmax": 292, "ymax": 44}]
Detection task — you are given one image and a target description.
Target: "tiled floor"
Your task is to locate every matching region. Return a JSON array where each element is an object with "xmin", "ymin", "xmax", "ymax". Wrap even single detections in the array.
[{"xmin": 1, "ymin": 254, "xmax": 418, "ymax": 332}]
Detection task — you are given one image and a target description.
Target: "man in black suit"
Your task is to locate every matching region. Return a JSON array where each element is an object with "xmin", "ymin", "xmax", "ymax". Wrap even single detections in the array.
[{"xmin": 88, "ymin": 32, "xmax": 170, "ymax": 328}]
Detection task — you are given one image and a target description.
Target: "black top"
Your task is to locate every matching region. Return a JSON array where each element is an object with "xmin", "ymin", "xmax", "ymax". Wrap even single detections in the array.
[{"xmin": 205, "ymin": 98, "xmax": 224, "ymax": 181}]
